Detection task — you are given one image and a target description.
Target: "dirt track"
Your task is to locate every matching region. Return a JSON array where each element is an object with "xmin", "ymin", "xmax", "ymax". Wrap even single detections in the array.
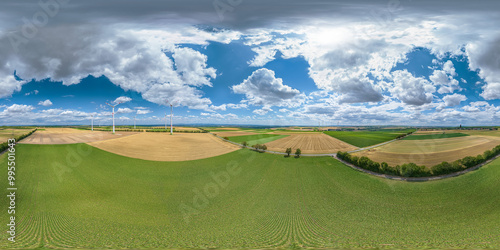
[
  {"xmin": 265, "ymin": 133, "xmax": 357, "ymax": 154},
  {"xmin": 88, "ymin": 133, "xmax": 240, "ymax": 161}
]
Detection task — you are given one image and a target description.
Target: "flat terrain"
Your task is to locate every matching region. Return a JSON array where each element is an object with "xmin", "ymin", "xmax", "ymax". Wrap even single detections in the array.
[
  {"xmin": 2, "ymin": 144, "xmax": 500, "ymax": 249},
  {"xmin": 324, "ymin": 129, "xmax": 415, "ymax": 148},
  {"xmin": 213, "ymin": 131, "xmax": 259, "ymax": 137},
  {"xmin": 173, "ymin": 126, "xmax": 201, "ymax": 131},
  {"xmin": 265, "ymin": 133, "xmax": 358, "ymax": 154},
  {"xmin": 227, "ymin": 133, "xmax": 288, "ymax": 145},
  {"xmin": 88, "ymin": 133, "xmax": 240, "ymax": 161},
  {"xmin": 354, "ymin": 135, "xmax": 500, "ymax": 167},
  {"xmin": 404, "ymin": 132, "xmax": 469, "ymax": 140},
  {"xmin": 0, "ymin": 128, "xmax": 33, "ymax": 143},
  {"xmin": 20, "ymin": 128, "xmax": 136, "ymax": 144}
]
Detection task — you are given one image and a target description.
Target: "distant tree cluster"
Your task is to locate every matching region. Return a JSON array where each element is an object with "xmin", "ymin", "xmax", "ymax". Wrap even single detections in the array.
[{"xmin": 337, "ymin": 145, "xmax": 500, "ymax": 177}]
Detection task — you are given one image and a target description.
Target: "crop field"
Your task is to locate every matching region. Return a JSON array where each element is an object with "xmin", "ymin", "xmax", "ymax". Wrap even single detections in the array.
[
  {"xmin": 323, "ymin": 129, "xmax": 416, "ymax": 148},
  {"xmin": 461, "ymin": 129, "xmax": 500, "ymax": 137},
  {"xmin": 213, "ymin": 131, "xmax": 259, "ymax": 137},
  {"xmin": 20, "ymin": 128, "xmax": 137, "ymax": 144},
  {"xmin": 354, "ymin": 135, "xmax": 500, "ymax": 167},
  {"xmin": 227, "ymin": 133, "xmax": 288, "ymax": 145},
  {"xmin": 265, "ymin": 133, "xmax": 358, "ymax": 154},
  {"xmin": 1, "ymin": 144, "xmax": 500, "ymax": 249},
  {"xmin": 0, "ymin": 128, "xmax": 33, "ymax": 143},
  {"xmin": 88, "ymin": 132, "xmax": 240, "ymax": 161},
  {"xmin": 404, "ymin": 132, "xmax": 469, "ymax": 140}
]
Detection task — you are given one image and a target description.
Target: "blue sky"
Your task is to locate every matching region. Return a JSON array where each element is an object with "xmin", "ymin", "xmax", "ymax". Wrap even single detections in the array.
[{"xmin": 0, "ymin": 0, "xmax": 499, "ymax": 126}]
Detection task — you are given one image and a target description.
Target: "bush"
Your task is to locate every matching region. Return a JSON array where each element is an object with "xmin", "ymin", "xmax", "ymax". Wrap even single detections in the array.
[
  {"xmin": 285, "ymin": 148, "xmax": 292, "ymax": 157},
  {"xmin": 252, "ymin": 144, "xmax": 267, "ymax": 152},
  {"xmin": 483, "ymin": 150, "xmax": 494, "ymax": 160},
  {"xmin": 223, "ymin": 137, "xmax": 229, "ymax": 140},
  {"xmin": 295, "ymin": 148, "xmax": 301, "ymax": 158},
  {"xmin": 431, "ymin": 161, "xmax": 461, "ymax": 176},
  {"xmin": 242, "ymin": 141, "xmax": 248, "ymax": 147},
  {"xmin": 399, "ymin": 163, "xmax": 430, "ymax": 177}
]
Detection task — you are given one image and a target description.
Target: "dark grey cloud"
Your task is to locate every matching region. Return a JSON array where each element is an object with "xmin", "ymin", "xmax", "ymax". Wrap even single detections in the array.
[{"xmin": 1, "ymin": 0, "xmax": 499, "ymax": 31}]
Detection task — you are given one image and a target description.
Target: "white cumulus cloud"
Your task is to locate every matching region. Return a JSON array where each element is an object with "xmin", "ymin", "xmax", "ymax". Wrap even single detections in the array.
[
  {"xmin": 231, "ymin": 68, "xmax": 304, "ymax": 108},
  {"xmin": 38, "ymin": 99, "xmax": 53, "ymax": 107}
]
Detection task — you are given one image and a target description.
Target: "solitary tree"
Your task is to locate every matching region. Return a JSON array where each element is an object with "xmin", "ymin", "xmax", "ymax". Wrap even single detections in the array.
[
  {"xmin": 295, "ymin": 148, "xmax": 301, "ymax": 158},
  {"xmin": 285, "ymin": 148, "xmax": 292, "ymax": 157}
]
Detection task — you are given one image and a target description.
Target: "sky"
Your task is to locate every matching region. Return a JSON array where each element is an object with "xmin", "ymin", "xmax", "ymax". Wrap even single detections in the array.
[{"xmin": 0, "ymin": 0, "xmax": 499, "ymax": 126}]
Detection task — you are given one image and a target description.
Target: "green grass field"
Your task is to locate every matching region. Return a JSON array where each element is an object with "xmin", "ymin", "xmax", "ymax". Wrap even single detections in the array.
[
  {"xmin": 404, "ymin": 132, "xmax": 470, "ymax": 140},
  {"xmin": 323, "ymin": 129, "xmax": 416, "ymax": 148},
  {"xmin": 1, "ymin": 144, "xmax": 500, "ymax": 249},
  {"xmin": 227, "ymin": 134, "xmax": 288, "ymax": 145}
]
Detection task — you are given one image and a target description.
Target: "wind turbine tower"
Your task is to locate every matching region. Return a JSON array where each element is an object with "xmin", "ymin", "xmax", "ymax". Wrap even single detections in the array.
[
  {"xmin": 134, "ymin": 116, "xmax": 136, "ymax": 129},
  {"xmin": 91, "ymin": 115, "xmax": 94, "ymax": 132},
  {"xmin": 166, "ymin": 100, "xmax": 175, "ymax": 135},
  {"xmin": 165, "ymin": 112, "xmax": 171, "ymax": 130},
  {"xmin": 105, "ymin": 102, "xmax": 122, "ymax": 134}
]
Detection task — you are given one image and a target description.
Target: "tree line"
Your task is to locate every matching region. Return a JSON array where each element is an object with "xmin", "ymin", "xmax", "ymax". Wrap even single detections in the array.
[
  {"xmin": 337, "ymin": 144, "xmax": 500, "ymax": 177},
  {"xmin": 0, "ymin": 129, "xmax": 37, "ymax": 153}
]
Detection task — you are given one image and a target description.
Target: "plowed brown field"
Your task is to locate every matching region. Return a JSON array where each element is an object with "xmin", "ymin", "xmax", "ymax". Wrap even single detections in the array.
[{"xmin": 265, "ymin": 133, "xmax": 357, "ymax": 154}]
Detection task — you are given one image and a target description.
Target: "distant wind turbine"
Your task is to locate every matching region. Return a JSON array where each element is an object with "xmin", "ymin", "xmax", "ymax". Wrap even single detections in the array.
[{"xmin": 105, "ymin": 101, "xmax": 122, "ymax": 134}]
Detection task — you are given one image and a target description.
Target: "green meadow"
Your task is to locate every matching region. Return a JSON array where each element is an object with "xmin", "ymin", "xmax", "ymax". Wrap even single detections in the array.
[
  {"xmin": 226, "ymin": 134, "xmax": 288, "ymax": 145},
  {"xmin": 324, "ymin": 129, "xmax": 416, "ymax": 148},
  {"xmin": 403, "ymin": 132, "xmax": 469, "ymax": 140}
]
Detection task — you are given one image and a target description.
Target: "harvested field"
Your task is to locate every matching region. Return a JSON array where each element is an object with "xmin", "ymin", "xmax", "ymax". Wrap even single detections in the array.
[
  {"xmin": 213, "ymin": 127, "xmax": 240, "ymax": 130},
  {"xmin": 353, "ymin": 135, "xmax": 500, "ymax": 167},
  {"xmin": 213, "ymin": 131, "xmax": 258, "ymax": 137},
  {"xmin": 88, "ymin": 133, "xmax": 240, "ymax": 161},
  {"xmin": 0, "ymin": 128, "xmax": 33, "ymax": 143},
  {"xmin": 21, "ymin": 128, "xmax": 137, "ymax": 144},
  {"xmin": 36, "ymin": 127, "xmax": 90, "ymax": 134},
  {"xmin": 265, "ymin": 133, "xmax": 357, "ymax": 154},
  {"xmin": 174, "ymin": 126, "xmax": 200, "ymax": 131}
]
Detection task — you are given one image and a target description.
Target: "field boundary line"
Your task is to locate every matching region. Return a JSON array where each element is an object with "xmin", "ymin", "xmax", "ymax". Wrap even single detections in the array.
[
  {"xmin": 346, "ymin": 132, "xmax": 414, "ymax": 153},
  {"xmin": 0, "ymin": 130, "xmax": 37, "ymax": 157},
  {"xmin": 333, "ymin": 153, "xmax": 500, "ymax": 182},
  {"xmin": 210, "ymin": 133, "xmax": 336, "ymax": 157}
]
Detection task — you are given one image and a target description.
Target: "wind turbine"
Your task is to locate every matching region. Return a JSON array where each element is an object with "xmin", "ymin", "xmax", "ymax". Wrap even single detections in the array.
[
  {"xmin": 134, "ymin": 116, "xmax": 136, "ymax": 129},
  {"xmin": 106, "ymin": 102, "xmax": 122, "ymax": 134},
  {"xmin": 166, "ymin": 100, "xmax": 176, "ymax": 135},
  {"xmin": 164, "ymin": 112, "xmax": 168, "ymax": 130},
  {"xmin": 91, "ymin": 115, "xmax": 94, "ymax": 131}
]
